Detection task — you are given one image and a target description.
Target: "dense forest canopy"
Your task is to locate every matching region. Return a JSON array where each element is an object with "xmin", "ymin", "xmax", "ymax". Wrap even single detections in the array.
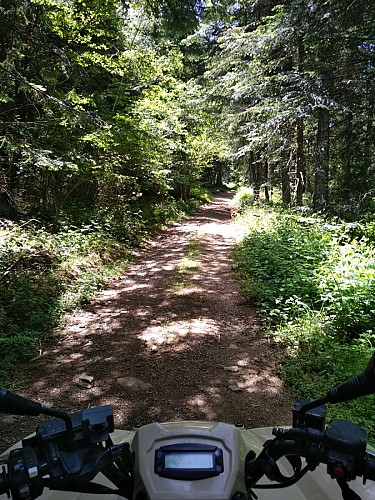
[
  {"xmin": 1, "ymin": 1, "xmax": 375, "ymax": 437},
  {"xmin": 207, "ymin": 0, "xmax": 375, "ymax": 211},
  {"xmin": 1, "ymin": 0, "xmax": 374, "ymax": 221}
]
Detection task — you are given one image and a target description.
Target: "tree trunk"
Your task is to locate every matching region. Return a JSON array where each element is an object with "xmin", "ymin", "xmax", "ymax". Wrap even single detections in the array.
[
  {"xmin": 250, "ymin": 152, "xmax": 261, "ymax": 200},
  {"xmin": 0, "ymin": 1, "xmax": 18, "ymax": 218},
  {"xmin": 245, "ymin": 150, "xmax": 261, "ymax": 200},
  {"xmin": 295, "ymin": 34, "xmax": 305, "ymax": 206},
  {"xmin": 361, "ymin": 96, "xmax": 374, "ymax": 208},
  {"xmin": 264, "ymin": 159, "xmax": 270, "ymax": 202},
  {"xmin": 282, "ymin": 151, "xmax": 291, "ymax": 205},
  {"xmin": 244, "ymin": 151, "xmax": 254, "ymax": 187},
  {"xmin": 341, "ymin": 112, "xmax": 353, "ymax": 198},
  {"xmin": 313, "ymin": 107, "xmax": 330, "ymax": 210},
  {"xmin": 214, "ymin": 161, "xmax": 224, "ymax": 187},
  {"xmin": 295, "ymin": 118, "xmax": 305, "ymax": 205}
]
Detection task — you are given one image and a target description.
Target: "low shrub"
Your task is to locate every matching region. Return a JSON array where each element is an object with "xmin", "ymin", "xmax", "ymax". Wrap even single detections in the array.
[
  {"xmin": 233, "ymin": 204, "xmax": 375, "ymax": 442},
  {"xmin": 234, "ymin": 209, "xmax": 330, "ymax": 324}
]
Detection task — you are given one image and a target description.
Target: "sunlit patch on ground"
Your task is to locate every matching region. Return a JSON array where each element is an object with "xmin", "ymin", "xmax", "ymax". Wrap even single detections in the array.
[
  {"xmin": 186, "ymin": 393, "xmax": 221, "ymax": 420},
  {"xmin": 139, "ymin": 318, "xmax": 219, "ymax": 348},
  {"xmin": 238, "ymin": 373, "xmax": 285, "ymax": 394},
  {"xmin": 170, "ymin": 286, "xmax": 204, "ymax": 295}
]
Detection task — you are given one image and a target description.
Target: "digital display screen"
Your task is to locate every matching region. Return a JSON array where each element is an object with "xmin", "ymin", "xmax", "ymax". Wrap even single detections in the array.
[{"xmin": 164, "ymin": 452, "xmax": 214, "ymax": 469}]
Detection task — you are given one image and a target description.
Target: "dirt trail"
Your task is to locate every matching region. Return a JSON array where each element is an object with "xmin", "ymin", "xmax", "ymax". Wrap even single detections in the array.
[{"xmin": 0, "ymin": 192, "xmax": 292, "ymax": 452}]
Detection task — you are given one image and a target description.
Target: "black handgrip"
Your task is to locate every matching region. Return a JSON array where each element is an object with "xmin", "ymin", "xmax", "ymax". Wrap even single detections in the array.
[
  {"xmin": 326, "ymin": 353, "xmax": 375, "ymax": 404},
  {"xmin": 364, "ymin": 353, "xmax": 375, "ymax": 385},
  {"xmin": 0, "ymin": 388, "xmax": 75, "ymax": 439},
  {"xmin": 0, "ymin": 388, "xmax": 42, "ymax": 416},
  {"xmin": 301, "ymin": 353, "xmax": 375, "ymax": 417},
  {"xmin": 327, "ymin": 354, "xmax": 375, "ymax": 403},
  {"xmin": 327, "ymin": 373, "xmax": 372, "ymax": 404}
]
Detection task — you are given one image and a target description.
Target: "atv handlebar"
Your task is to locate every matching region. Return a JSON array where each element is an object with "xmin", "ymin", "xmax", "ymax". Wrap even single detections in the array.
[
  {"xmin": 0, "ymin": 400, "xmax": 375, "ymax": 499},
  {"xmin": 0, "ymin": 404, "xmax": 135, "ymax": 500},
  {"xmin": 2, "ymin": 350, "xmax": 375, "ymax": 500},
  {"xmin": 247, "ymin": 422, "xmax": 375, "ymax": 491}
]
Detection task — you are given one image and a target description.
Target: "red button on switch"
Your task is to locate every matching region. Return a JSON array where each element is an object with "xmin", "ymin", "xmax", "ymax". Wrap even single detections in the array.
[{"xmin": 333, "ymin": 466, "xmax": 345, "ymax": 479}]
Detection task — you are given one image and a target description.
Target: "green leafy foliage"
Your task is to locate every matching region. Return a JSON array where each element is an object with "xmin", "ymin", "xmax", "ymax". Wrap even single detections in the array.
[
  {"xmin": 0, "ymin": 0, "xmax": 226, "ymax": 222},
  {"xmin": 234, "ymin": 199, "xmax": 375, "ymax": 441},
  {"xmin": 0, "ymin": 0, "xmax": 230, "ymax": 389},
  {"xmin": 277, "ymin": 315, "xmax": 375, "ymax": 441},
  {"xmin": 234, "ymin": 207, "xmax": 329, "ymax": 324},
  {"xmin": 318, "ymin": 241, "xmax": 375, "ymax": 335},
  {"xmin": 204, "ymin": 0, "xmax": 375, "ymax": 209}
]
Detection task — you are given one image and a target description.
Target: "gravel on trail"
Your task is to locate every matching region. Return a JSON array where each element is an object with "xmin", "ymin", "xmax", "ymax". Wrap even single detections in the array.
[{"xmin": 0, "ymin": 192, "xmax": 293, "ymax": 452}]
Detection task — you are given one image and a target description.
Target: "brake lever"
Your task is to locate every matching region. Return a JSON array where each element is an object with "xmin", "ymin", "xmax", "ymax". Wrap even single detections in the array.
[
  {"xmin": 248, "ymin": 430, "xmax": 321, "ymax": 489},
  {"xmin": 262, "ymin": 451, "xmax": 289, "ymax": 483},
  {"xmin": 285, "ymin": 454, "xmax": 302, "ymax": 476},
  {"xmin": 246, "ymin": 438, "xmax": 286, "ymax": 486},
  {"xmin": 260, "ymin": 444, "xmax": 304, "ymax": 484}
]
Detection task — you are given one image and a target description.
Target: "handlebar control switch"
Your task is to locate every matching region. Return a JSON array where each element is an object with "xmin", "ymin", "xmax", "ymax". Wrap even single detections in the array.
[
  {"xmin": 7, "ymin": 447, "xmax": 44, "ymax": 500},
  {"xmin": 325, "ymin": 419, "xmax": 367, "ymax": 481}
]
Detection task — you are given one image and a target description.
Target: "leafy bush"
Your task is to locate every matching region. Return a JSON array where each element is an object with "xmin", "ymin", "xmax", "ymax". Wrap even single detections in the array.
[
  {"xmin": 234, "ymin": 207, "xmax": 375, "ymax": 333},
  {"xmin": 234, "ymin": 209, "xmax": 330, "ymax": 324},
  {"xmin": 277, "ymin": 314, "xmax": 375, "ymax": 440},
  {"xmin": 331, "ymin": 219, "xmax": 375, "ymax": 244},
  {"xmin": 234, "ymin": 204, "xmax": 375, "ymax": 442},
  {"xmin": 232, "ymin": 187, "xmax": 254, "ymax": 214},
  {"xmin": 318, "ymin": 240, "xmax": 375, "ymax": 335}
]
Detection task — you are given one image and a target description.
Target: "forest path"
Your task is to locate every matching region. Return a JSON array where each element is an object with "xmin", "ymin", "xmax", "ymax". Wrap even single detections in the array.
[{"xmin": 0, "ymin": 192, "xmax": 292, "ymax": 451}]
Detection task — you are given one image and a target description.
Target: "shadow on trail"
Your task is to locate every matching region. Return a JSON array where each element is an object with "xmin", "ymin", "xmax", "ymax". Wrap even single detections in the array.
[{"xmin": 0, "ymin": 192, "xmax": 292, "ymax": 452}]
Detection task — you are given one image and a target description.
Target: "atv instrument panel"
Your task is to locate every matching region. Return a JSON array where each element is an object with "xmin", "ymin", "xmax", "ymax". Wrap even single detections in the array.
[{"xmin": 154, "ymin": 443, "xmax": 224, "ymax": 480}]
